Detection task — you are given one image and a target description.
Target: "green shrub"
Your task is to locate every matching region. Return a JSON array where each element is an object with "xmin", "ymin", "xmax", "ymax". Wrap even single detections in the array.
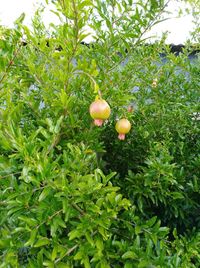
[
  {"xmin": 0, "ymin": 0, "xmax": 200, "ymax": 267},
  {"xmin": 102, "ymin": 51, "xmax": 200, "ymax": 233}
]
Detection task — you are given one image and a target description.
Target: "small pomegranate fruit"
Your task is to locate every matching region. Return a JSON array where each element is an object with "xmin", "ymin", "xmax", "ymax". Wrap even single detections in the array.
[
  {"xmin": 127, "ymin": 105, "xmax": 134, "ymax": 113},
  {"xmin": 152, "ymin": 78, "xmax": 158, "ymax": 88},
  {"xmin": 89, "ymin": 99, "xmax": 111, "ymax": 126},
  {"xmin": 115, "ymin": 118, "xmax": 131, "ymax": 140}
]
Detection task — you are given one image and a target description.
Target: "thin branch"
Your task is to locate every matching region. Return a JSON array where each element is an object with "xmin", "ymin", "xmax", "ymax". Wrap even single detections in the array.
[
  {"xmin": 64, "ymin": 0, "xmax": 79, "ymax": 91},
  {"xmin": 71, "ymin": 202, "xmax": 85, "ymax": 216},
  {"xmin": 73, "ymin": 70, "xmax": 101, "ymax": 96},
  {"xmin": 49, "ymin": 209, "xmax": 63, "ymax": 220},
  {"xmin": 0, "ymin": 45, "xmax": 21, "ymax": 85},
  {"xmin": 107, "ymin": 0, "xmax": 172, "ymax": 73},
  {"xmin": 0, "ymin": 172, "xmax": 21, "ymax": 180},
  {"xmin": 54, "ymin": 244, "xmax": 78, "ymax": 264},
  {"xmin": 36, "ymin": 209, "xmax": 63, "ymax": 230},
  {"xmin": 46, "ymin": 133, "xmax": 61, "ymax": 156}
]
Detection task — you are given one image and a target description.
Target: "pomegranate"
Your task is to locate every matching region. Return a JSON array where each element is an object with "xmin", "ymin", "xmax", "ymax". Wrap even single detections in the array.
[
  {"xmin": 89, "ymin": 99, "xmax": 111, "ymax": 126},
  {"xmin": 115, "ymin": 118, "xmax": 131, "ymax": 140},
  {"xmin": 127, "ymin": 105, "xmax": 133, "ymax": 113},
  {"xmin": 152, "ymin": 78, "xmax": 158, "ymax": 88}
]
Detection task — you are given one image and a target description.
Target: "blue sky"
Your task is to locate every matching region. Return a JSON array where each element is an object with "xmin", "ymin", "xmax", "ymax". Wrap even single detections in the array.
[{"xmin": 0, "ymin": 0, "xmax": 195, "ymax": 44}]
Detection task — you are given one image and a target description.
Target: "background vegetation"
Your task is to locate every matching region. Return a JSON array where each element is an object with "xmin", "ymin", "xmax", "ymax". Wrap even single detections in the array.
[{"xmin": 0, "ymin": 0, "xmax": 199, "ymax": 267}]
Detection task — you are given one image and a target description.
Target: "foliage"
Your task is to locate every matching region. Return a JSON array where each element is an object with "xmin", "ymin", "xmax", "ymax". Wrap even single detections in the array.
[
  {"xmin": 102, "ymin": 47, "xmax": 200, "ymax": 233},
  {"xmin": 0, "ymin": 0, "xmax": 200, "ymax": 267}
]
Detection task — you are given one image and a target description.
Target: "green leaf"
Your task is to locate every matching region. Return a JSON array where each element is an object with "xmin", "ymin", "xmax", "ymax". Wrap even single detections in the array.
[
  {"xmin": 135, "ymin": 225, "xmax": 141, "ymax": 235},
  {"xmin": 12, "ymin": 227, "xmax": 26, "ymax": 234},
  {"xmin": 82, "ymin": 256, "xmax": 91, "ymax": 268},
  {"xmin": 68, "ymin": 229, "xmax": 81, "ymax": 240},
  {"xmin": 138, "ymin": 260, "xmax": 150, "ymax": 268},
  {"xmin": 171, "ymin": 192, "xmax": 184, "ymax": 200},
  {"xmin": 85, "ymin": 232, "xmax": 94, "ymax": 246},
  {"xmin": 150, "ymin": 233, "xmax": 157, "ymax": 245},
  {"xmin": 74, "ymin": 250, "xmax": 82, "ymax": 260},
  {"xmin": 24, "ymin": 229, "xmax": 37, "ymax": 247},
  {"xmin": 38, "ymin": 187, "xmax": 51, "ymax": 202},
  {"xmin": 43, "ymin": 261, "xmax": 54, "ymax": 267},
  {"xmin": 18, "ymin": 216, "xmax": 37, "ymax": 226},
  {"xmin": 55, "ymin": 216, "xmax": 66, "ymax": 228},
  {"xmin": 57, "ymin": 263, "xmax": 71, "ymax": 268},
  {"xmin": 104, "ymin": 172, "xmax": 117, "ymax": 184},
  {"xmin": 96, "ymin": 238, "xmax": 104, "ymax": 251},
  {"xmin": 51, "ymin": 246, "xmax": 58, "ymax": 261},
  {"xmin": 122, "ymin": 251, "xmax": 137, "ymax": 259},
  {"xmin": 14, "ymin": 12, "xmax": 25, "ymax": 25},
  {"xmin": 55, "ymin": 115, "xmax": 64, "ymax": 134},
  {"xmin": 34, "ymin": 237, "xmax": 50, "ymax": 247},
  {"xmin": 146, "ymin": 216, "xmax": 157, "ymax": 227}
]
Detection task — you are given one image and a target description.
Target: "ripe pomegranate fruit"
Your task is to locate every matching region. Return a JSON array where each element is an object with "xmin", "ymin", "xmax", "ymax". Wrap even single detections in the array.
[
  {"xmin": 89, "ymin": 99, "xmax": 111, "ymax": 126},
  {"xmin": 115, "ymin": 118, "xmax": 131, "ymax": 140}
]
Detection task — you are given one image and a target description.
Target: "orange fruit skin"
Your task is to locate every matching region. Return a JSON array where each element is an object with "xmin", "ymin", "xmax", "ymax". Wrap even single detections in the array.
[
  {"xmin": 89, "ymin": 99, "xmax": 111, "ymax": 120},
  {"xmin": 115, "ymin": 118, "xmax": 131, "ymax": 134}
]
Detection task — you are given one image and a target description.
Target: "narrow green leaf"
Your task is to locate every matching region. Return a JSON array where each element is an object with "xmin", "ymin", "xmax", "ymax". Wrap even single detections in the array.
[
  {"xmin": 34, "ymin": 237, "xmax": 50, "ymax": 247},
  {"xmin": 69, "ymin": 229, "xmax": 81, "ymax": 240},
  {"xmin": 24, "ymin": 229, "xmax": 37, "ymax": 247},
  {"xmin": 38, "ymin": 187, "xmax": 51, "ymax": 202},
  {"xmin": 122, "ymin": 251, "xmax": 137, "ymax": 259}
]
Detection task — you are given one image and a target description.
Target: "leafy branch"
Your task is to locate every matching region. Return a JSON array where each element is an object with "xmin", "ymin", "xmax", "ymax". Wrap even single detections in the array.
[
  {"xmin": 107, "ymin": 0, "xmax": 172, "ymax": 73},
  {"xmin": 0, "ymin": 45, "xmax": 21, "ymax": 86}
]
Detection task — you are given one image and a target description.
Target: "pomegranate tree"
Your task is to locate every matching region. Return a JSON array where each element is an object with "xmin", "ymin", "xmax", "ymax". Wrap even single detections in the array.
[
  {"xmin": 89, "ymin": 99, "xmax": 111, "ymax": 126},
  {"xmin": 115, "ymin": 118, "xmax": 131, "ymax": 140}
]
